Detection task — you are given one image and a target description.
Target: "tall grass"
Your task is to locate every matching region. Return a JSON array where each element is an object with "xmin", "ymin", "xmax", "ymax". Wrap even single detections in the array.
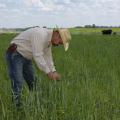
[{"xmin": 0, "ymin": 30, "xmax": 120, "ymax": 120}]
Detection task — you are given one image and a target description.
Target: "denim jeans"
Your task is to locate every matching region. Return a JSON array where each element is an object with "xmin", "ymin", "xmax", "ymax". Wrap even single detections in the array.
[{"xmin": 6, "ymin": 51, "xmax": 36, "ymax": 106}]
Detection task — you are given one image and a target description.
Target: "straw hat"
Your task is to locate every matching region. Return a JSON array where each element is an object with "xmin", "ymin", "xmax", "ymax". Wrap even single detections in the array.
[{"xmin": 58, "ymin": 29, "xmax": 71, "ymax": 51}]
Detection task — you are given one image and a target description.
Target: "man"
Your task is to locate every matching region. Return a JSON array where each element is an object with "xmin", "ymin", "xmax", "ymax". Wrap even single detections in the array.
[{"xmin": 6, "ymin": 26, "xmax": 71, "ymax": 107}]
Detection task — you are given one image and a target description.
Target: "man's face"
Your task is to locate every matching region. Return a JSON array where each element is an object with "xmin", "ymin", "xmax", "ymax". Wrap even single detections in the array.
[{"xmin": 51, "ymin": 31, "xmax": 63, "ymax": 46}]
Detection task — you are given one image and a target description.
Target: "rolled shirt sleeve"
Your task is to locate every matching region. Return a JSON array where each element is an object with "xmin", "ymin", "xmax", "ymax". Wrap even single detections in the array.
[{"xmin": 31, "ymin": 30, "xmax": 51, "ymax": 74}]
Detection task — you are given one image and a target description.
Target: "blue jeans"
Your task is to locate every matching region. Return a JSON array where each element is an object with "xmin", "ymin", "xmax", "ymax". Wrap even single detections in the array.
[{"xmin": 6, "ymin": 51, "xmax": 36, "ymax": 105}]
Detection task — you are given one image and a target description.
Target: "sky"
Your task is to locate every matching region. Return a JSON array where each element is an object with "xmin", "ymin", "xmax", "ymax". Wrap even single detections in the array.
[{"xmin": 0, "ymin": 0, "xmax": 120, "ymax": 28}]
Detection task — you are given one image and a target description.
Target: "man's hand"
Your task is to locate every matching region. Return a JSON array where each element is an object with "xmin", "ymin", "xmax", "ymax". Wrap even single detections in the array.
[
  {"xmin": 52, "ymin": 71, "xmax": 61, "ymax": 80},
  {"xmin": 47, "ymin": 71, "xmax": 61, "ymax": 80}
]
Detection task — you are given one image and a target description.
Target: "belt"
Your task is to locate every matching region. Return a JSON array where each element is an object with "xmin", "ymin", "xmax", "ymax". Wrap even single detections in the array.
[{"xmin": 7, "ymin": 43, "xmax": 17, "ymax": 53}]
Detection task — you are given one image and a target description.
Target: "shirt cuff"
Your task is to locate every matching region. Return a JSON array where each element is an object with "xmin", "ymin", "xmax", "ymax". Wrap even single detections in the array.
[
  {"xmin": 45, "ymin": 67, "xmax": 51, "ymax": 74},
  {"xmin": 51, "ymin": 67, "xmax": 56, "ymax": 72}
]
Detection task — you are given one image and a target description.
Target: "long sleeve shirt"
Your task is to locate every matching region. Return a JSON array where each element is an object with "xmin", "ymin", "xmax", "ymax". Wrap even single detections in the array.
[{"xmin": 11, "ymin": 27, "xmax": 56, "ymax": 74}]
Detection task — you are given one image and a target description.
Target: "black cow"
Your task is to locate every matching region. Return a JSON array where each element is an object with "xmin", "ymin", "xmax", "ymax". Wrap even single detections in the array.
[{"xmin": 102, "ymin": 29, "xmax": 112, "ymax": 35}]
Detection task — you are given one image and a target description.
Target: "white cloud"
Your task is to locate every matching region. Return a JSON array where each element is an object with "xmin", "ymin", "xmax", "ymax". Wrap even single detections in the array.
[
  {"xmin": 0, "ymin": 0, "xmax": 120, "ymax": 27},
  {"xmin": 24, "ymin": 0, "xmax": 44, "ymax": 7},
  {"xmin": 0, "ymin": 3, "xmax": 6, "ymax": 8}
]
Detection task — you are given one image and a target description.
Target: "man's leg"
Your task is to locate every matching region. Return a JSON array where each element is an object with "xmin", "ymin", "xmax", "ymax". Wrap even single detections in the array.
[
  {"xmin": 23, "ymin": 60, "xmax": 36, "ymax": 91},
  {"xmin": 6, "ymin": 52, "xmax": 24, "ymax": 107}
]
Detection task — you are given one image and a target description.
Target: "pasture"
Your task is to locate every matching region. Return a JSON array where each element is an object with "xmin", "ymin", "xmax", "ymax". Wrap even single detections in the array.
[{"xmin": 0, "ymin": 28, "xmax": 120, "ymax": 120}]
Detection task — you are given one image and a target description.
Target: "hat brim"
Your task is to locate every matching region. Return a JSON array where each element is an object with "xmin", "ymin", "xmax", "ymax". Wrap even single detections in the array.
[{"xmin": 58, "ymin": 29, "xmax": 71, "ymax": 51}]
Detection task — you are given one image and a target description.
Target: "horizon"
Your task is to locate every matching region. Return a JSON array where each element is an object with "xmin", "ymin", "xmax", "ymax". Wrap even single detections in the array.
[{"xmin": 0, "ymin": 25, "xmax": 120, "ymax": 29}]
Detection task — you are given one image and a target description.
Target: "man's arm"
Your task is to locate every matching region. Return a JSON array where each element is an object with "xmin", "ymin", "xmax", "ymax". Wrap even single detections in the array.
[
  {"xmin": 43, "ymin": 46, "xmax": 56, "ymax": 72},
  {"xmin": 44, "ymin": 47, "xmax": 61, "ymax": 80},
  {"xmin": 31, "ymin": 31, "xmax": 51, "ymax": 74},
  {"xmin": 31, "ymin": 30, "xmax": 61, "ymax": 80}
]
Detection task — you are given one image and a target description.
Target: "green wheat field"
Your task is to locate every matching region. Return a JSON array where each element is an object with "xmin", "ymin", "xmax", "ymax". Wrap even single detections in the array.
[{"xmin": 0, "ymin": 28, "xmax": 120, "ymax": 120}]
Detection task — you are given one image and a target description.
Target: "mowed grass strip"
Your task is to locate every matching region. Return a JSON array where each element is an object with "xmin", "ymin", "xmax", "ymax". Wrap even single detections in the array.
[{"xmin": 0, "ymin": 32, "xmax": 120, "ymax": 120}]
